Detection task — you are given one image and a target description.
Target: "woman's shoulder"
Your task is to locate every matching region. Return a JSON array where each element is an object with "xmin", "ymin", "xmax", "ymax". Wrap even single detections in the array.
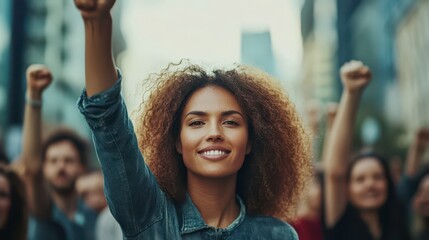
[{"xmin": 241, "ymin": 214, "xmax": 298, "ymax": 239}]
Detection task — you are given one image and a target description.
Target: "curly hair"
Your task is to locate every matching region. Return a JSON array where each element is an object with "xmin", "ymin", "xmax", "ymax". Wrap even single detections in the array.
[{"xmin": 135, "ymin": 62, "xmax": 312, "ymax": 221}]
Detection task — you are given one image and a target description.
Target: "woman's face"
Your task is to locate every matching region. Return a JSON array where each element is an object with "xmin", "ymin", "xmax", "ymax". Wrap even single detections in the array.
[
  {"xmin": 413, "ymin": 175, "xmax": 429, "ymax": 218},
  {"xmin": 177, "ymin": 85, "xmax": 251, "ymax": 179},
  {"xmin": 0, "ymin": 175, "xmax": 11, "ymax": 229},
  {"xmin": 348, "ymin": 158, "xmax": 388, "ymax": 210}
]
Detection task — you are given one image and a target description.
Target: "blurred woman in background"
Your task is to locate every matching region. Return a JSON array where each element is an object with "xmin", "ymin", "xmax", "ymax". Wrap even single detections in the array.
[{"xmin": 323, "ymin": 60, "xmax": 409, "ymax": 240}]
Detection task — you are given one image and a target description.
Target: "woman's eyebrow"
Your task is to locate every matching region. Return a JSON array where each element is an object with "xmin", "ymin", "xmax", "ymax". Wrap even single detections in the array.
[
  {"xmin": 185, "ymin": 111, "xmax": 207, "ymax": 118},
  {"xmin": 185, "ymin": 110, "xmax": 244, "ymax": 118},
  {"xmin": 221, "ymin": 110, "xmax": 244, "ymax": 118}
]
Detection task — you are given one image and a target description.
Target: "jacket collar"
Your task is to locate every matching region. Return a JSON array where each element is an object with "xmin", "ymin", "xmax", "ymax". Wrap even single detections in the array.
[{"xmin": 180, "ymin": 194, "xmax": 246, "ymax": 234}]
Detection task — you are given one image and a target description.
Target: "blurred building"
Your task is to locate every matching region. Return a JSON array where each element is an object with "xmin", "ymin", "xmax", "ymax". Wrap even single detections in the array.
[
  {"xmin": 301, "ymin": 0, "xmax": 428, "ymax": 155},
  {"xmin": 300, "ymin": 0, "xmax": 337, "ymax": 103},
  {"xmin": 0, "ymin": 0, "xmax": 12, "ymax": 136},
  {"xmin": 0, "ymin": 0, "xmax": 123, "ymax": 162},
  {"xmin": 391, "ymin": 0, "xmax": 429, "ymax": 139},
  {"xmin": 25, "ymin": 0, "xmax": 98, "ymax": 138},
  {"xmin": 300, "ymin": 0, "xmax": 338, "ymax": 160},
  {"xmin": 0, "ymin": 0, "xmax": 87, "ymax": 160},
  {"xmin": 241, "ymin": 31, "xmax": 276, "ymax": 77}
]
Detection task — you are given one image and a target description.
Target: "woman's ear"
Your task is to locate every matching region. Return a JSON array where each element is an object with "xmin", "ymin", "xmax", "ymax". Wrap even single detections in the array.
[{"xmin": 176, "ymin": 139, "xmax": 182, "ymax": 154}]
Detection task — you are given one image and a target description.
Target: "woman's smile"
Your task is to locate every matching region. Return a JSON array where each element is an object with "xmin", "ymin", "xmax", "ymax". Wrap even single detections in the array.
[{"xmin": 198, "ymin": 146, "xmax": 232, "ymax": 161}]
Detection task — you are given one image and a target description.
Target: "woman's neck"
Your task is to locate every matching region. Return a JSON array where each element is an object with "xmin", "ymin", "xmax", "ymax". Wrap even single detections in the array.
[
  {"xmin": 187, "ymin": 173, "xmax": 240, "ymax": 229},
  {"xmin": 359, "ymin": 209, "xmax": 382, "ymax": 240}
]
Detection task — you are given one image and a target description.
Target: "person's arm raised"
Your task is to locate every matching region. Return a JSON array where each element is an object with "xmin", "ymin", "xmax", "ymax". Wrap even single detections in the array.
[
  {"xmin": 19, "ymin": 64, "xmax": 53, "ymax": 217},
  {"xmin": 74, "ymin": 0, "xmax": 118, "ymax": 97},
  {"xmin": 323, "ymin": 60, "xmax": 372, "ymax": 227},
  {"xmin": 405, "ymin": 128, "xmax": 429, "ymax": 177},
  {"xmin": 75, "ymin": 1, "xmax": 167, "ymax": 235},
  {"xmin": 397, "ymin": 128, "xmax": 429, "ymax": 203}
]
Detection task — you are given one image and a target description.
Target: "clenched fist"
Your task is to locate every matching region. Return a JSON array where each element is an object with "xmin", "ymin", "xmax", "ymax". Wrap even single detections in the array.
[
  {"xmin": 74, "ymin": 0, "xmax": 116, "ymax": 20},
  {"xmin": 26, "ymin": 64, "xmax": 53, "ymax": 99},
  {"xmin": 340, "ymin": 60, "xmax": 372, "ymax": 94}
]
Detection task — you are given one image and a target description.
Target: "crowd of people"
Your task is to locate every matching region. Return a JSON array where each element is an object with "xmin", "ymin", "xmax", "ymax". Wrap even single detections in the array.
[{"xmin": 0, "ymin": 0, "xmax": 428, "ymax": 239}]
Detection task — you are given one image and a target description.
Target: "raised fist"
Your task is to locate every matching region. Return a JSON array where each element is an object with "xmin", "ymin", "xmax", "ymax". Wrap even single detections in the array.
[
  {"xmin": 26, "ymin": 64, "xmax": 53, "ymax": 99},
  {"xmin": 74, "ymin": 0, "xmax": 116, "ymax": 19},
  {"xmin": 340, "ymin": 60, "xmax": 372, "ymax": 93}
]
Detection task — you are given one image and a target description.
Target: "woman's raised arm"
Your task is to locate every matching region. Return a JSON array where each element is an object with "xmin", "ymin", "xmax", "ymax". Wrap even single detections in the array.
[
  {"xmin": 74, "ymin": 0, "xmax": 118, "ymax": 97},
  {"xmin": 74, "ymin": 1, "xmax": 168, "ymax": 236},
  {"xmin": 323, "ymin": 60, "xmax": 372, "ymax": 227}
]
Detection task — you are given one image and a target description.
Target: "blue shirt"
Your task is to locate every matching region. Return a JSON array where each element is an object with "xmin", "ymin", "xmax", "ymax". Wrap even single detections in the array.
[
  {"xmin": 77, "ymin": 73, "xmax": 298, "ymax": 240},
  {"xmin": 28, "ymin": 199, "xmax": 97, "ymax": 240},
  {"xmin": 51, "ymin": 199, "xmax": 97, "ymax": 240}
]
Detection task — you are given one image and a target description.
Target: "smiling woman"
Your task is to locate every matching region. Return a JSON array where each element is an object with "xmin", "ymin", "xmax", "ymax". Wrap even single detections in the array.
[
  {"xmin": 74, "ymin": 0, "xmax": 312, "ymax": 239},
  {"xmin": 137, "ymin": 64, "xmax": 312, "ymax": 224}
]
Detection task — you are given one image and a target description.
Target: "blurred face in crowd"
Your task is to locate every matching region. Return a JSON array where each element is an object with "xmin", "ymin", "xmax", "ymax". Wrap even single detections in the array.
[
  {"xmin": 348, "ymin": 157, "xmax": 388, "ymax": 210},
  {"xmin": 0, "ymin": 174, "xmax": 11, "ymax": 229},
  {"xmin": 413, "ymin": 175, "xmax": 429, "ymax": 218},
  {"xmin": 76, "ymin": 172, "xmax": 107, "ymax": 213},
  {"xmin": 43, "ymin": 140, "xmax": 84, "ymax": 194},
  {"xmin": 177, "ymin": 86, "xmax": 251, "ymax": 179}
]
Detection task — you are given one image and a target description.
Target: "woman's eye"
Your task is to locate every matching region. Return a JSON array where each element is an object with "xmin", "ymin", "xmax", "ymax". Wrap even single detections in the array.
[
  {"xmin": 355, "ymin": 176, "xmax": 364, "ymax": 183},
  {"xmin": 189, "ymin": 121, "xmax": 204, "ymax": 126},
  {"xmin": 223, "ymin": 120, "xmax": 238, "ymax": 126}
]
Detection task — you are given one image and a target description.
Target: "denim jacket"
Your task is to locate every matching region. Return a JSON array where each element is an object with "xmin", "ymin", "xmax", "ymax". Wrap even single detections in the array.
[{"xmin": 77, "ymin": 73, "xmax": 298, "ymax": 240}]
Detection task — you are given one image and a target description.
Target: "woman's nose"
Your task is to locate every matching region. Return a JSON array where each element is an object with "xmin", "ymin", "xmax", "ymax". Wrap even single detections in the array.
[{"xmin": 206, "ymin": 123, "xmax": 223, "ymax": 142}]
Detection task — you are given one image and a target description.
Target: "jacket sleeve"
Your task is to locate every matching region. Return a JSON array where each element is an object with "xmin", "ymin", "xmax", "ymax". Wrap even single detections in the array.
[{"xmin": 77, "ymin": 72, "xmax": 166, "ymax": 236}]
